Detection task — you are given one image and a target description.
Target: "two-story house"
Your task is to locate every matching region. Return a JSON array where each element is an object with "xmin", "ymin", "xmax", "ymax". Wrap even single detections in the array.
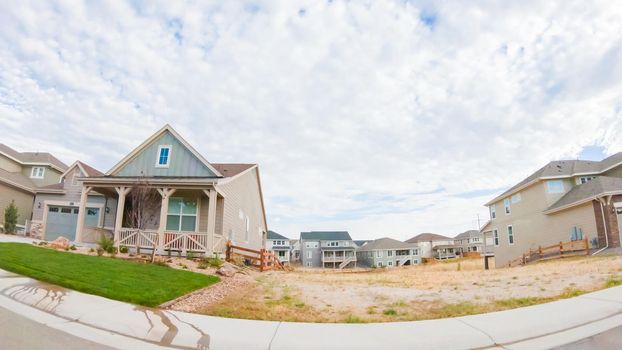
[
  {"xmin": 481, "ymin": 153, "xmax": 622, "ymax": 267},
  {"xmin": 405, "ymin": 233, "xmax": 456, "ymax": 259},
  {"xmin": 356, "ymin": 237, "xmax": 421, "ymax": 267},
  {"xmin": 300, "ymin": 231, "xmax": 357, "ymax": 269},
  {"xmin": 265, "ymin": 230, "xmax": 291, "ymax": 264},
  {"xmin": 453, "ymin": 229, "xmax": 493, "ymax": 256},
  {"xmin": 0, "ymin": 144, "xmax": 68, "ymax": 231}
]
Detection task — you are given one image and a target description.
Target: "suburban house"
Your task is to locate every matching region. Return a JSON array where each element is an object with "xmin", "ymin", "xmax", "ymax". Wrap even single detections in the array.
[
  {"xmin": 354, "ymin": 239, "xmax": 372, "ymax": 248},
  {"xmin": 453, "ymin": 229, "xmax": 493, "ymax": 257},
  {"xmin": 265, "ymin": 230, "xmax": 291, "ymax": 264},
  {"xmin": 481, "ymin": 153, "xmax": 622, "ymax": 267},
  {"xmin": 289, "ymin": 239, "xmax": 301, "ymax": 262},
  {"xmin": 44, "ymin": 124, "xmax": 267, "ymax": 256},
  {"xmin": 356, "ymin": 237, "xmax": 421, "ymax": 267},
  {"xmin": 405, "ymin": 233, "xmax": 457, "ymax": 260},
  {"xmin": 29, "ymin": 161, "xmax": 114, "ymax": 242},
  {"xmin": 300, "ymin": 231, "xmax": 357, "ymax": 268},
  {"xmin": 0, "ymin": 144, "xmax": 68, "ymax": 232}
]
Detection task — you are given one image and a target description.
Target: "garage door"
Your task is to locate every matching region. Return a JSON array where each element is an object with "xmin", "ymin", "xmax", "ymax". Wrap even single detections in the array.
[{"xmin": 45, "ymin": 206, "xmax": 100, "ymax": 241}]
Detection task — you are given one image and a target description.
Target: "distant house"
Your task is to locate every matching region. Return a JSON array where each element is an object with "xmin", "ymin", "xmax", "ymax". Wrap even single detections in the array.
[
  {"xmin": 0, "ymin": 144, "xmax": 68, "ymax": 231},
  {"xmin": 405, "ymin": 233, "xmax": 456, "ymax": 260},
  {"xmin": 300, "ymin": 231, "xmax": 356, "ymax": 268},
  {"xmin": 481, "ymin": 153, "xmax": 622, "ymax": 267},
  {"xmin": 353, "ymin": 240, "xmax": 372, "ymax": 248},
  {"xmin": 356, "ymin": 237, "xmax": 421, "ymax": 268},
  {"xmin": 266, "ymin": 230, "xmax": 291, "ymax": 264},
  {"xmin": 453, "ymin": 230, "xmax": 493, "ymax": 256},
  {"xmin": 289, "ymin": 239, "xmax": 301, "ymax": 262}
]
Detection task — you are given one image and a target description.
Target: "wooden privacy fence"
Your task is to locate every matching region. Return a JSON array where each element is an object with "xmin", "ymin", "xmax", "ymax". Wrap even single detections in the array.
[
  {"xmin": 507, "ymin": 236, "xmax": 589, "ymax": 267},
  {"xmin": 225, "ymin": 241, "xmax": 284, "ymax": 272}
]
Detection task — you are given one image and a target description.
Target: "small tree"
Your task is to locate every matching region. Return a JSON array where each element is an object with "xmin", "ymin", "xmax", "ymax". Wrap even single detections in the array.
[
  {"xmin": 4, "ymin": 200, "xmax": 19, "ymax": 234},
  {"xmin": 125, "ymin": 178, "xmax": 160, "ymax": 261}
]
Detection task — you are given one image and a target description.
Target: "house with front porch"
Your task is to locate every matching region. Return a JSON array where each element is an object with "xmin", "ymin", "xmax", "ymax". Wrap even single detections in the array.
[
  {"xmin": 63, "ymin": 124, "xmax": 267, "ymax": 256},
  {"xmin": 405, "ymin": 233, "xmax": 457, "ymax": 259},
  {"xmin": 265, "ymin": 230, "xmax": 291, "ymax": 264},
  {"xmin": 300, "ymin": 231, "xmax": 357, "ymax": 268},
  {"xmin": 356, "ymin": 237, "xmax": 421, "ymax": 268}
]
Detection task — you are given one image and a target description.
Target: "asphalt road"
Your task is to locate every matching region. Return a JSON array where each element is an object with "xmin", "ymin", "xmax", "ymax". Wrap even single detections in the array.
[
  {"xmin": 554, "ymin": 325, "xmax": 622, "ymax": 350},
  {"xmin": 0, "ymin": 305, "xmax": 115, "ymax": 350}
]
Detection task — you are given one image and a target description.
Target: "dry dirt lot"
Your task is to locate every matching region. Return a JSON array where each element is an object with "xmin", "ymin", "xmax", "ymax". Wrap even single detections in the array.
[{"xmin": 168, "ymin": 255, "xmax": 622, "ymax": 323}]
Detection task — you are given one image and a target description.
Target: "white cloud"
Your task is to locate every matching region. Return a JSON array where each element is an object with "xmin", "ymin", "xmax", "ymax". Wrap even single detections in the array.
[{"xmin": 1, "ymin": 0, "xmax": 622, "ymax": 239}]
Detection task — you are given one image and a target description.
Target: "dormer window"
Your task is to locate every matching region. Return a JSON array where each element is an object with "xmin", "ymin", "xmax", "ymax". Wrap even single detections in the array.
[
  {"xmin": 577, "ymin": 176, "xmax": 596, "ymax": 185},
  {"xmin": 156, "ymin": 145, "xmax": 171, "ymax": 167},
  {"xmin": 30, "ymin": 167, "xmax": 45, "ymax": 179}
]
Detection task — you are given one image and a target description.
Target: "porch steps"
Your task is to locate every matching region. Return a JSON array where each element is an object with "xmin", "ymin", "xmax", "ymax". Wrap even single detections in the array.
[{"xmin": 338, "ymin": 256, "xmax": 356, "ymax": 269}]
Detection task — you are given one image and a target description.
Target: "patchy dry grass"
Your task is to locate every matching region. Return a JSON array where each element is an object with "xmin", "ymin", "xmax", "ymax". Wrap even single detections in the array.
[{"xmin": 199, "ymin": 255, "xmax": 622, "ymax": 323}]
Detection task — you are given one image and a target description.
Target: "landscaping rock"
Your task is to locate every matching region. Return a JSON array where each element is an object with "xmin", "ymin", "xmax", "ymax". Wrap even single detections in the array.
[
  {"xmin": 216, "ymin": 262, "xmax": 240, "ymax": 277},
  {"xmin": 49, "ymin": 237, "xmax": 70, "ymax": 250}
]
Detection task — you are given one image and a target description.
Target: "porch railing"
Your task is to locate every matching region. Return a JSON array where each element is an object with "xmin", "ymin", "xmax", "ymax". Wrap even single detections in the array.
[
  {"xmin": 118, "ymin": 228, "xmax": 158, "ymax": 249},
  {"xmin": 163, "ymin": 231, "xmax": 209, "ymax": 253}
]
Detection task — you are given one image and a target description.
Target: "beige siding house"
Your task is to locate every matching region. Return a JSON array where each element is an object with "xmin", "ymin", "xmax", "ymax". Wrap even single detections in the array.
[
  {"xmin": 69, "ymin": 125, "xmax": 268, "ymax": 256},
  {"xmin": 0, "ymin": 144, "xmax": 68, "ymax": 229},
  {"xmin": 405, "ymin": 233, "xmax": 456, "ymax": 259},
  {"xmin": 482, "ymin": 153, "xmax": 622, "ymax": 267}
]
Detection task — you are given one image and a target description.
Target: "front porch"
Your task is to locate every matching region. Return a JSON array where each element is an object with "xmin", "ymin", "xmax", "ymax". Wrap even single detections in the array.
[
  {"xmin": 321, "ymin": 248, "xmax": 357, "ymax": 269},
  {"xmin": 75, "ymin": 179, "xmax": 225, "ymax": 256}
]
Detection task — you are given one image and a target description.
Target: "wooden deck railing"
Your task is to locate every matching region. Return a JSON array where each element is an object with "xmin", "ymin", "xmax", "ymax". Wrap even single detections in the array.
[
  {"xmin": 118, "ymin": 228, "xmax": 158, "ymax": 249},
  {"xmin": 225, "ymin": 241, "xmax": 284, "ymax": 272},
  {"xmin": 506, "ymin": 237, "xmax": 589, "ymax": 267}
]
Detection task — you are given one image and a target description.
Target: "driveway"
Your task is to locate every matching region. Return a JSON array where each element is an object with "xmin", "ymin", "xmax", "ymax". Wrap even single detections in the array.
[
  {"xmin": 0, "ymin": 305, "xmax": 114, "ymax": 350},
  {"xmin": 554, "ymin": 325, "xmax": 622, "ymax": 349}
]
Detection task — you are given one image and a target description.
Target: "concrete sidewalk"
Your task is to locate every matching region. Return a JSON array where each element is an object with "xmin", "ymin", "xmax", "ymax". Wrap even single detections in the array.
[{"xmin": 0, "ymin": 268, "xmax": 621, "ymax": 350}]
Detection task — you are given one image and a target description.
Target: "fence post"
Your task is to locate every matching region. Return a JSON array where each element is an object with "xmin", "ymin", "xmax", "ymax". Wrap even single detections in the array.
[
  {"xmin": 559, "ymin": 241, "xmax": 564, "ymax": 257},
  {"xmin": 538, "ymin": 246, "xmax": 542, "ymax": 257},
  {"xmin": 584, "ymin": 236, "xmax": 589, "ymax": 255},
  {"xmin": 225, "ymin": 241, "xmax": 231, "ymax": 262},
  {"xmin": 260, "ymin": 249, "xmax": 265, "ymax": 272}
]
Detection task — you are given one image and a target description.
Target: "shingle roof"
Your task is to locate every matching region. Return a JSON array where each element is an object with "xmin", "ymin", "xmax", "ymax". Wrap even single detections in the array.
[
  {"xmin": 405, "ymin": 233, "xmax": 452, "ymax": 243},
  {"xmin": 0, "ymin": 144, "xmax": 68, "ymax": 171},
  {"xmin": 486, "ymin": 152, "xmax": 622, "ymax": 206},
  {"xmin": 357, "ymin": 237, "xmax": 417, "ymax": 251},
  {"xmin": 354, "ymin": 240, "xmax": 372, "ymax": 247},
  {"xmin": 211, "ymin": 163, "xmax": 255, "ymax": 178},
  {"xmin": 545, "ymin": 176, "xmax": 622, "ymax": 213},
  {"xmin": 454, "ymin": 230, "xmax": 479, "ymax": 240},
  {"xmin": 300, "ymin": 231, "xmax": 352, "ymax": 241},
  {"xmin": 0, "ymin": 168, "xmax": 36, "ymax": 193},
  {"xmin": 267, "ymin": 230, "xmax": 289, "ymax": 240},
  {"xmin": 78, "ymin": 161, "xmax": 104, "ymax": 177}
]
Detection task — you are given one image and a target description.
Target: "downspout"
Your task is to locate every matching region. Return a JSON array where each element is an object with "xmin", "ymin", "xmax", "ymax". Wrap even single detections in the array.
[{"xmin": 592, "ymin": 197, "xmax": 609, "ymax": 255}]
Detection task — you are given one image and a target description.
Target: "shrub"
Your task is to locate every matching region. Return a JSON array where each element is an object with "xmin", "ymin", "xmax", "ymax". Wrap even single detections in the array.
[
  {"xmin": 97, "ymin": 235, "xmax": 115, "ymax": 254},
  {"xmin": 119, "ymin": 245, "xmax": 129, "ymax": 254},
  {"xmin": 70, "ymin": 245, "xmax": 77, "ymax": 251},
  {"xmin": 88, "ymin": 248, "xmax": 95, "ymax": 253},
  {"xmin": 605, "ymin": 276, "xmax": 622, "ymax": 288},
  {"xmin": 186, "ymin": 251, "xmax": 195, "ymax": 260},
  {"xmin": 383, "ymin": 309, "xmax": 397, "ymax": 316},
  {"xmin": 3, "ymin": 200, "xmax": 19, "ymax": 234},
  {"xmin": 198, "ymin": 257, "xmax": 225, "ymax": 269},
  {"xmin": 344, "ymin": 315, "xmax": 365, "ymax": 323},
  {"xmin": 96, "ymin": 247, "xmax": 104, "ymax": 256}
]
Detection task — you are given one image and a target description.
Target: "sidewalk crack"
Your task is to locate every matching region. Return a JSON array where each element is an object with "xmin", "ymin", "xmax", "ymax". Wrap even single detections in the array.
[
  {"xmin": 456, "ymin": 318, "xmax": 504, "ymax": 349},
  {"xmin": 268, "ymin": 322, "xmax": 282, "ymax": 350}
]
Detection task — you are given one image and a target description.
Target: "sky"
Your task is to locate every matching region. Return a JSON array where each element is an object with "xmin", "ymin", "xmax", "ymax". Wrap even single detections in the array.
[{"xmin": 1, "ymin": 1, "xmax": 622, "ymax": 240}]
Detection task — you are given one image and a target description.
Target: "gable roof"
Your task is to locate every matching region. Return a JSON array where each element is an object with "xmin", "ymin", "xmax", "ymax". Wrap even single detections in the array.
[
  {"xmin": 485, "ymin": 152, "xmax": 622, "ymax": 206},
  {"xmin": 106, "ymin": 124, "xmax": 223, "ymax": 177},
  {"xmin": 544, "ymin": 176, "xmax": 622, "ymax": 214},
  {"xmin": 300, "ymin": 231, "xmax": 352, "ymax": 241},
  {"xmin": 0, "ymin": 168, "xmax": 36, "ymax": 193},
  {"xmin": 357, "ymin": 237, "xmax": 417, "ymax": 251},
  {"xmin": 0, "ymin": 143, "xmax": 68, "ymax": 172},
  {"xmin": 354, "ymin": 239, "xmax": 372, "ymax": 247},
  {"xmin": 267, "ymin": 230, "xmax": 289, "ymax": 240},
  {"xmin": 60, "ymin": 161, "xmax": 104, "ymax": 181},
  {"xmin": 405, "ymin": 233, "xmax": 452, "ymax": 243},
  {"xmin": 212, "ymin": 163, "xmax": 256, "ymax": 178}
]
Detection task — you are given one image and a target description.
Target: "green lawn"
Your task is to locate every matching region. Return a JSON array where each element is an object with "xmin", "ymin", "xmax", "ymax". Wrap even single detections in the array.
[{"xmin": 0, "ymin": 243, "xmax": 219, "ymax": 307}]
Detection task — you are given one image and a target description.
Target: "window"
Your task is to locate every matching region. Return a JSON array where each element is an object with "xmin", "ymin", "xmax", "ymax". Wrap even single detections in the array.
[
  {"xmin": 156, "ymin": 145, "xmax": 171, "ymax": 167},
  {"xmin": 493, "ymin": 229, "xmax": 499, "ymax": 246},
  {"xmin": 507, "ymin": 225, "xmax": 514, "ymax": 245},
  {"xmin": 166, "ymin": 197, "xmax": 197, "ymax": 231},
  {"xmin": 546, "ymin": 180, "xmax": 565, "ymax": 194},
  {"xmin": 570, "ymin": 226, "xmax": 584, "ymax": 241},
  {"xmin": 307, "ymin": 251, "xmax": 312, "ymax": 259},
  {"xmin": 376, "ymin": 251, "xmax": 382, "ymax": 258},
  {"xmin": 72, "ymin": 170, "xmax": 83, "ymax": 186},
  {"xmin": 306, "ymin": 262, "xmax": 312, "ymax": 267},
  {"xmin": 387, "ymin": 250, "xmax": 393, "ymax": 256},
  {"xmin": 377, "ymin": 262, "xmax": 383, "ymax": 267},
  {"xmin": 388, "ymin": 261, "xmax": 393, "ymax": 266},
  {"xmin": 490, "ymin": 205, "xmax": 496, "ymax": 219},
  {"xmin": 511, "ymin": 193, "xmax": 521, "ymax": 204},
  {"xmin": 577, "ymin": 176, "xmax": 596, "ymax": 185},
  {"xmin": 49, "ymin": 207, "xmax": 59, "ymax": 213},
  {"xmin": 30, "ymin": 167, "xmax": 45, "ymax": 179},
  {"xmin": 61, "ymin": 208, "xmax": 72, "ymax": 214},
  {"xmin": 278, "ymin": 251, "xmax": 286, "ymax": 258},
  {"xmin": 504, "ymin": 198, "xmax": 511, "ymax": 214},
  {"xmin": 412, "ymin": 249, "xmax": 419, "ymax": 255},
  {"xmin": 305, "ymin": 242, "xmax": 318, "ymax": 248}
]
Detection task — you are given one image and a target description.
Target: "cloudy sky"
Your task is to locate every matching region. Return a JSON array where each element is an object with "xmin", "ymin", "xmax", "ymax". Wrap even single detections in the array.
[{"xmin": 1, "ymin": 1, "xmax": 622, "ymax": 240}]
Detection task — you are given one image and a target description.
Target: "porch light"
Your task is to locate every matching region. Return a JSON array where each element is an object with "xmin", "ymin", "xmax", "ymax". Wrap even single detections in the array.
[
  {"xmin": 37, "ymin": 202, "xmax": 41, "ymax": 209},
  {"xmin": 105, "ymin": 207, "xmax": 110, "ymax": 214}
]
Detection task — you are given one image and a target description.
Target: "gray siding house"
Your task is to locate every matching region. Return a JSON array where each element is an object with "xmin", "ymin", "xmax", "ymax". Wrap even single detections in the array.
[
  {"xmin": 356, "ymin": 237, "xmax": 421, "ymax": 267},
  {"xmin": 265, "ymin": 230, "xmax": 291, "ymax": 264},
  {"xmin": 300, "ymin": 231, "xmax": 356, "ymax": 269}
]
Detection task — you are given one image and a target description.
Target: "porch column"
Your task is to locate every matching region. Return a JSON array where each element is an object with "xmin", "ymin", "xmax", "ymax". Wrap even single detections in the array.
[
  {"xmin": 75, "ymin": 186, "xmax": 92, "ymax": 243},
  {"xmin": 157, "ymin": 188, "xmax": 176, "ymax": 252},
  {"xmin": 203, "ymin": 189, "xmax": 217, "ymax": 254},
  {"xmin": 113, "ymin": 186, "xmax": 131, "ymax": 247}
]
